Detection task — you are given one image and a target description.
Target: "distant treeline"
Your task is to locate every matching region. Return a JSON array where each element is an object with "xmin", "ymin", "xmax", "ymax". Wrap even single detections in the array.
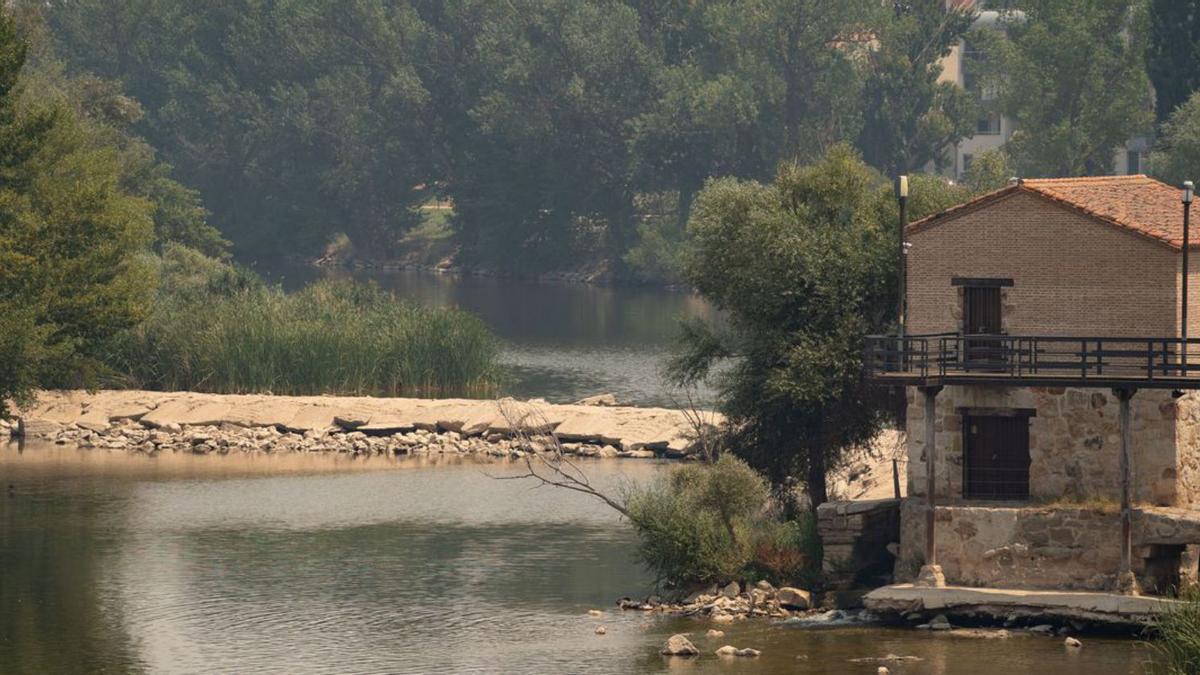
[{"xmin": 24, "ymin": 0, "xmax": 1195, "ymax": 274}]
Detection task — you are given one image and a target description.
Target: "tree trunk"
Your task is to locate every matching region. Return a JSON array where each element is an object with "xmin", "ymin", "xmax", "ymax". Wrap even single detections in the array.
[{"xmin": 806, "ymin": 448, "xmax": 828, "ymax": 515}]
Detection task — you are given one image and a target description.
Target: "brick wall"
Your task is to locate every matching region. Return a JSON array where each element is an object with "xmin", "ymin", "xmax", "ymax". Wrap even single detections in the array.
[{"xmin": 907, "ymin": 190, "xmax": 1180, "ymax": 338}]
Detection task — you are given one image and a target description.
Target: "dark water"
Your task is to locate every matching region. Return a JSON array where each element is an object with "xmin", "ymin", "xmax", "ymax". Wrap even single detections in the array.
[
  {"xmin": 251, "ymin": 261, "xmax": 718, "ymax": 407},
  {"xmin": 1, "ymin": 444, "xmax": 1153, "ymax": 674}
]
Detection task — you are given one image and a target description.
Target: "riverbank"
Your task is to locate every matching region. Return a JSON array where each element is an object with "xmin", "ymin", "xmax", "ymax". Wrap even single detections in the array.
[{"xmin": 7, "ymin": 390, "xmax": 718, "ymax": 460}]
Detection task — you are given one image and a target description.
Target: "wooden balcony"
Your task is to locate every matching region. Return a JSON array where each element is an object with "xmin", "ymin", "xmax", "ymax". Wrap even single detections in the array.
[{"xmin": 865, "ymin": 333, "xmax": 1200, "ymax": 390}]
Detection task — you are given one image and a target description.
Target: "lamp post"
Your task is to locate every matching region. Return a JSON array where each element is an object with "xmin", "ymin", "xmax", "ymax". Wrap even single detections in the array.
[
  {"xmin": 896, "ymin": 175, "xmax": 909, "ymax": 340},
  {"xmin": 1184, "ymin": 181, "xmax": 1194, "ymax": 375}
]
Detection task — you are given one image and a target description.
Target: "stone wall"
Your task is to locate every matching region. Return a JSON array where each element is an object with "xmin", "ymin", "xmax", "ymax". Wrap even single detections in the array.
[
  {"xmin": 817, "ymin": 498, "xmax": 900, "ymax": 588},
  {"xmin": 896, "ymin": 499, "xmax": 1124, "ymax": 590},
  {"xmin": 906, "ymin": 384, "xmax": 1189, "ymax": 506}
]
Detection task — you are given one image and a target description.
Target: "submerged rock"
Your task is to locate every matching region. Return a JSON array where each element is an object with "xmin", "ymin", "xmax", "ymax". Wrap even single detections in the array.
[
  {"xmin": 1064, "ymin": 637, "xmax": 1082, "ymax": 648},
  {"xmin": 661, "ymin": 634, "xmax": 699, "ymax": 657}
]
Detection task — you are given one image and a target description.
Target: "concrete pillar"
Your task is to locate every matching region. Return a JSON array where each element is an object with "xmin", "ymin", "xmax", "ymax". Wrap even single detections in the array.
[
  {"xmin": 1114, "ymin": 386, "xmax": 1140, "ymax": 595},
  {"xmin": 915, "ymin": 385, "xmax": 945, "ymax": 588}
]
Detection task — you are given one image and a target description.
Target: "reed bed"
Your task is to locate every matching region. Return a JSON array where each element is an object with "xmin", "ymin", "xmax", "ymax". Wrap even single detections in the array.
[
  {"xmin": 1154, "ymin": 586, "xmax": 1200, "ymax": 674},
  {"xmin": 104, "ymin": 278, "xmax": 501, "ymax": 398}
]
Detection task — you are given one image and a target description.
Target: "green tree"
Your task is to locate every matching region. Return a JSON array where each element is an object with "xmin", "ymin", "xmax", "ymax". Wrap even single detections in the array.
[
  {"xmin": 0, "ymin": 11, "xmax": 156, "ymax": 414},
  {"xmin": 46, "ymin": 0, "xmax": 439, "ymax": 255},
  {"xmin": 986, "ymin": 0, "xmax": 1153, "ymax": 176},
  {"xmin": 961, "ymin": 148, "xmax": 1016, "ymax": 193},
  {"xmin": 1146, "ymin": 0, "xmax": 1200, "ymax": 124},
  {"xmin": 669, "ymin": 146, "xmax": 967, "ymax": 508},
  {"xmin": 857, "ymin": 0, "xmax": 979, "ymax": 175},
  {"xmin": 1149, "ymin": 91, "xmax": 1200, "ymax": 186}
]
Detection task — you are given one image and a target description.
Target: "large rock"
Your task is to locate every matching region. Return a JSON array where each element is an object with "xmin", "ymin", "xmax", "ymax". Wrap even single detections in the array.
[
  {"xmin": 661, "ymin": 634, "xmax": 699, "ymax": 657},
  {"xmin": 574, "ymin": 393, "xmax": 618, "ymax": 407},
  {"xmin": 777, "ymin": 587, "xmax": 811, "ymax": 610}
]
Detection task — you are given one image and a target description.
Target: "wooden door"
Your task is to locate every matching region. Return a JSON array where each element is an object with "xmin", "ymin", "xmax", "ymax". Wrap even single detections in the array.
[
  {"xmin": 963, "ymin": 286, "xmax": 1002, "ymax": 369},
  {"xmin": 964, "ymin": 414, "xmax": 1030, "ymax": 500}
]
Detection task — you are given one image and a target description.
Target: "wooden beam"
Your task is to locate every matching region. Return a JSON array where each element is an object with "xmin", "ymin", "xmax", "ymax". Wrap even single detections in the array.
[{"xmin": 1114, "ymin": 386, "xmax": 1139, "ymax": 595}]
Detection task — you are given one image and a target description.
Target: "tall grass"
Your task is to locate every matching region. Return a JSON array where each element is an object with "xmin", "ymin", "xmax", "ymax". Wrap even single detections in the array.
[
  {"xmin": 1155, "ymin": 586, "xmax": 1200, "ymax": 674},
  {"xmin": 103, "ymin": 254, "xmax": 500, "ymax": 397}
]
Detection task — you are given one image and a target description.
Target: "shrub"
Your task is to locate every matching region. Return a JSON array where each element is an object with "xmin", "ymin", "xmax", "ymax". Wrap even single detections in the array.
[
  {"xmin": 1155, "ymin": 586, "xmax": 1200, "ymax": 674},
  {"xmin": 625, "ymin": 454, "xmax": 817, "ymax": 586},
  {"xmin": 100, "ymin": 256, "xmax": 501, "ymax": 398}
]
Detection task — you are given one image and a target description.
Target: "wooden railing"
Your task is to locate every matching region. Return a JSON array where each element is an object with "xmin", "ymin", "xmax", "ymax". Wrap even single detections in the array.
[{"xmin": 865, "ymin": 333, "xmax": 1200, "ymax": 386}]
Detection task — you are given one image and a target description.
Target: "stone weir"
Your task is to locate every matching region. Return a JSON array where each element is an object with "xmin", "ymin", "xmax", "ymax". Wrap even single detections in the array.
[{"xmin": 3, "ymin": 390, "xmax": 720, "ymax": 460}]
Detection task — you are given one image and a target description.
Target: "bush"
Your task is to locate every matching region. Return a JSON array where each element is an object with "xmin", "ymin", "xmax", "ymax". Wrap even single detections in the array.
[
  {"xmin": 625, "ymin": 454, "xmax": 817, "ymax": 586},
  {"xmin": 100, "ymin": 255, "xmax": 501, "ymax": 398},
  {"xmin": 1155, "ymin": 586, "xmax": 1200, "ymax": 674}
]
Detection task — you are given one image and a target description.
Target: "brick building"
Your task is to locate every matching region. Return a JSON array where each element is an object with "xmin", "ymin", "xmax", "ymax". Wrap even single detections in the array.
[{"xmin": 869, "ymin": 175, "xmax": 1200, "ymax": 594}]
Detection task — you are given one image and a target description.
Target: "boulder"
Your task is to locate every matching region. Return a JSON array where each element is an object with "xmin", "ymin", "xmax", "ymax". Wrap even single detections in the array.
[
  {"xmin": 735, "ymin": 648, "xmax": 761, "ymax": 657},
  {"xmin": 705, "ymin": 629, "xmax": 724, "ymax": 639},
  {"xmin": 777, "ymin": 587, "xmax": 811, "ymax": 610},
  {"xmin": 661, "ymin": 634, "xmax": 699, "ymax": 657},
  {"xmin": 721, "ymin": 581, "xmax": 740, "ymax": 599},
  {"xmin": 1064, "ymin": 637, "xmax": 1082, "ymax": 649},
  {"xmin": 715, "ymin": 646, "xmax": 738, "ymax": 657},
  {"xmin": 594, "ymin": 626, "xmax": 607, "ymax": 635}
]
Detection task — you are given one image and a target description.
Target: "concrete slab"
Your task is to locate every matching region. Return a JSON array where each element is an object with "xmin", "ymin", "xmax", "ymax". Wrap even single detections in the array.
[{"xmin": 864, "ymin": 583, "xmax": 1179, "ymax": 626}]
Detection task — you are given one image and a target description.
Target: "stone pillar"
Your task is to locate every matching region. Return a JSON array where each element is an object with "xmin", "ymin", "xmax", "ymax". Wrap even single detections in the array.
[
  {"xmin": 915, "ymin": 385, "xmax": 945, "ymax": 588},
  {"xmin": 1115, "ymin": 386, "xmax": 1140, "ymax": 595}
]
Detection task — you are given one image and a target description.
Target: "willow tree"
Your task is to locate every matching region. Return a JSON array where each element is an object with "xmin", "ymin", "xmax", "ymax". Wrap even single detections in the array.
[{"xmin": 669, "ymin": 145, "xmax": 967, "ymax": 509}]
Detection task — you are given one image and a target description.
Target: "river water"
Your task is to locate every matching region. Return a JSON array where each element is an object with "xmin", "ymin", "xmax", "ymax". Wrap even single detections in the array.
[
  {"xmin": 1, "ymin": 443, "xmax": 1153, "ymax": 674},
  {"xmin": 253, "ymin": 263, "xmax": 719, "ymax": 407}
]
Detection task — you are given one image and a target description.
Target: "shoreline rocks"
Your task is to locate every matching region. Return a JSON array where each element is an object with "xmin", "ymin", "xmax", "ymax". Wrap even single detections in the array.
[
  {"xmin": 6, "ymin": 390, "xmax": 721, "ymax": 460},
  {"xmin": 619, "ymin": 581, "xmax": 815, "ymax": 622}
]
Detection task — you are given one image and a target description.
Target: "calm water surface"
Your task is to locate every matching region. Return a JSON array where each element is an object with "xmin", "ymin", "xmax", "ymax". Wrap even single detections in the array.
[
  {"xmin": 1, "ymin": 443, "xmax": 1152, "ymax": 674},
  {"xmin": 252, "ymin": 262, "xmax": 718, "ymax": 406}
]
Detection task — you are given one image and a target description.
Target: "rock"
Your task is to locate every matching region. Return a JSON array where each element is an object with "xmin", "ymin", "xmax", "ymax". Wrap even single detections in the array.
[
  {"xmin": 878, "ymin": 668, "xmax": 890, "ymax": 675},
  {"xmin": 735, "ymin": 648, "xmax": 761, "ymax": 657},
  {"xmin": 777, "ymin": 587, "xmax": 811, "ymax": 610},
  {"xmin": 929, "ymin": 614, "xmax": 952, "ymax": 631},
  {"xmin": 587, "ymin": 609, "xmax": 603, "ymax": 617},
  {"xmin": 755, "ymin": 580, "xmax": 776, "ymax": 593},
  {"xmin": 18, "ymin": 419, "xmax": 62, "ymax": 438},
  {"xmin": 705, "ymin": 629, "xmax": 725, "ymax": 639},
  {"xmin": 721, "ymin": 581, "xmax": 740, "ymax": 599},
  {"xmin": 715, "ymin": 645, "xmax": 738, "ymax": 656},
  {"xmin": 574, "ymin": 393, "xmax": 618, "ymax": 407},
  {"xmin": 1029, "ymin": 624, "xmax": 1054, "ymax": 634},
  {"xmin": 1064, "ymin": 637, "xmax": 1082, "ymax": 649},
  {"xmin": 597, "ymin": 445, "xmax": 619, "ymax": 458},
  {"xmin": 711, "ymin": 613, "xmax": 734, "ymax": 624},
  {"xmin": 661, "ymin": 634, "xmax": 699, "ymax": 657},
  {"xmin": 594, "ymin": 626, "xmax": 607, "ymax": 635}
]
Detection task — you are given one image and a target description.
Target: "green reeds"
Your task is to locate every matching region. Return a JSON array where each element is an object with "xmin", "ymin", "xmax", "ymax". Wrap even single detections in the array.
[
  {"xmin": 1154, "ymin": 586, "xmax": 1200, "ymax": 674},
  {"xmin": 103, "ymin": 278, "xmax": 501, "ymax": 398}
]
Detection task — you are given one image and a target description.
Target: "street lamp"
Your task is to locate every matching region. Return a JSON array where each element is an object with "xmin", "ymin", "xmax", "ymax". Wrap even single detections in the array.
[
  {"xmin": 1184, "ymin": 181, "xmax": 1194, "ymax": 375},
  {"xmin": 896, "ymin": 175, "xmax": 909, "ymax": 340}
]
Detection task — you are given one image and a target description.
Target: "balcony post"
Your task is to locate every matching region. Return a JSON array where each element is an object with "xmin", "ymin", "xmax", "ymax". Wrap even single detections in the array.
[
  {"xmin": 915, "ymin": 384, "xmax": 945, "ymax": 588},
  {"xmin": 1114, "ymin": 386, "xmax": 1140, "ymax": 595}
]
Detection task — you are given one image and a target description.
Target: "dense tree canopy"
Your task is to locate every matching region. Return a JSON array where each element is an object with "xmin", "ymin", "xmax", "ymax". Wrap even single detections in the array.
[
  {"xmin": 669, "ymin": 146, "xmax": 969, "ymax": 507},
  {"xmin": 983, "ymin": 0, "xmax": 1153, "ymax": 177},
  {"xmin": 0, "ymin": 12, "xmax": 157, "ymax": 413}
]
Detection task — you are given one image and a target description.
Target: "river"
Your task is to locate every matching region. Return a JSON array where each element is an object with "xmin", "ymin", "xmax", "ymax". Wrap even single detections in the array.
[
  {"xmin": 252, "ymin": 263, "xmax": 719, "ymax": 407},
  {"xmin": 1, "ymin": 442, "xmax": 1153, "ymax": 674}
]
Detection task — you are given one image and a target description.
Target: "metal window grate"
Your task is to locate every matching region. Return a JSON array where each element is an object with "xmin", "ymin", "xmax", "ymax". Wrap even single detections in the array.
[{"xmin": 963, "ymin": 414, "xmax": 1030, "ymax": 500}]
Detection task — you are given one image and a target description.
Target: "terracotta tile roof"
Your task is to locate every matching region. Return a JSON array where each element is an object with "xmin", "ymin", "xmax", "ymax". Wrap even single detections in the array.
[{"xmin": 908, "ymin": 175, "xmax": 1198, "ymax": 250}]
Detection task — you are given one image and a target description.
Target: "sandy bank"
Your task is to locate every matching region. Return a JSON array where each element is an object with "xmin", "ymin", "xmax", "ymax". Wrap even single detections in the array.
[{"xmin": 7, "ymin": 390, "xmax": 721, "ymax": 459}]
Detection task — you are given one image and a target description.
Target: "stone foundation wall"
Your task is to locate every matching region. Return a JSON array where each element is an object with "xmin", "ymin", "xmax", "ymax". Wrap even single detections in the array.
[
  {"xmin": 816, "ymin": 498, "xmax": 900, "ymax": 588},
  {"xmin": 906, "ymin": 385, "xmax": 1186, "ymax": 506},
  {"xmin": 896, "ymin": 499, "xmax": 1125, "ymax": 590}
]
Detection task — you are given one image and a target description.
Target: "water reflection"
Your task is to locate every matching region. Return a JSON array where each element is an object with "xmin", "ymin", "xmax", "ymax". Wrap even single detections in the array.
[
  {"xmin": 248, "ymin": 260, "xmax": 720, "ymax": 406},
  {"xmin": 0, "ymin": 444, "xmax": 1152, "ymax": 674}
]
